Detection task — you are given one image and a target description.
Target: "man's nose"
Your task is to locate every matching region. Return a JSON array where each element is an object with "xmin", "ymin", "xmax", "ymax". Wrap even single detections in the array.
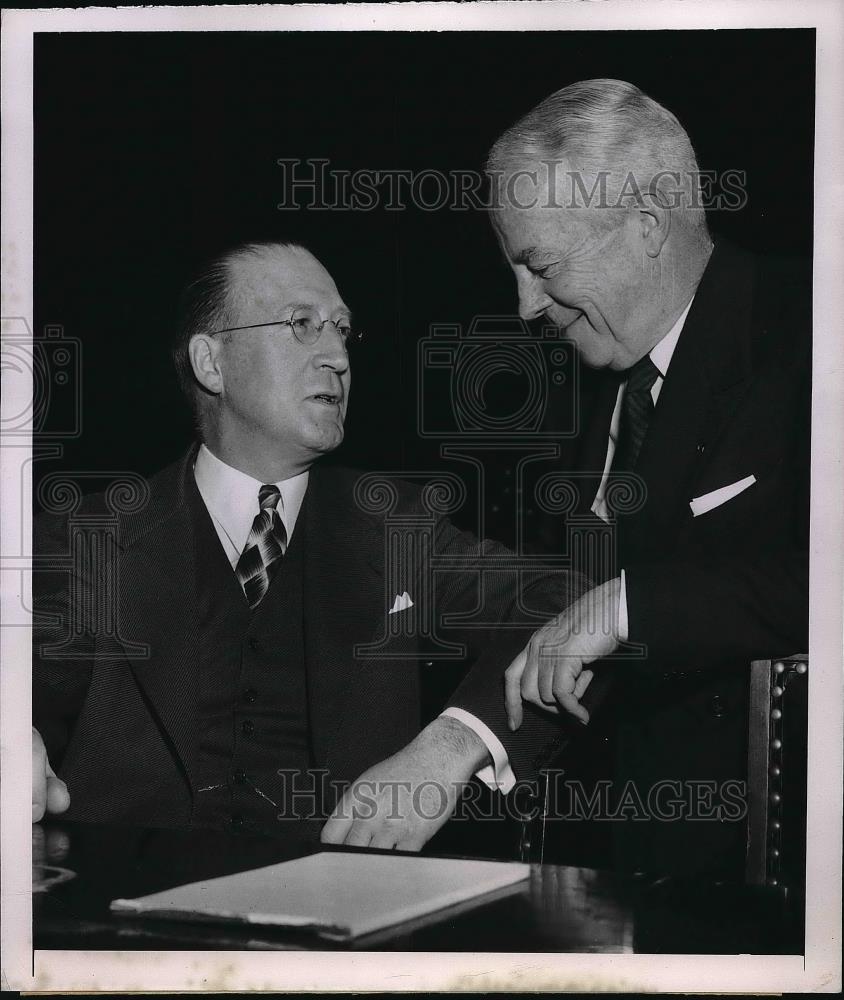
[
  {"xmin": 313, "ymin": 323, "xmax": 350, "ymax": 372},
  {"xmin": 516, "ymin": 272, "xmax": 552, "ymax": 321}
]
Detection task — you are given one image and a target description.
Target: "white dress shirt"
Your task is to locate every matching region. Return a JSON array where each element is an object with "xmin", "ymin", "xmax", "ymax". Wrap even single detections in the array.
[{"xmin": 193, "ymin": 443, "xmax": 309, "ymax": 566}]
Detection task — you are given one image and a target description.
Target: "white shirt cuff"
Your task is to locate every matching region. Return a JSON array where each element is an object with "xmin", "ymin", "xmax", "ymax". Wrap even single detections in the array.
[
  {"xmin": 618, "ymin": 569, "xmax": 629, "ymax": 642},
  {"xmin": 439, "ymin": 707, "xmax": 516, "ymax": 794}
]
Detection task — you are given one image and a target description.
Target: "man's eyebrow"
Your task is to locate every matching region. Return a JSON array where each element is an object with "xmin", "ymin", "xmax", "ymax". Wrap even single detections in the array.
[{"xmin": 284, "ymin": 302, "xmax": 353, "ymax": 321}]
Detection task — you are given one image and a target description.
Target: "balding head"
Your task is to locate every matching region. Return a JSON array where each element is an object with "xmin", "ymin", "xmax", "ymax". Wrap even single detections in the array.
[
  {"xmin": 173, "ymin": 240, "xmax": 352, "ymax": 481},
  {"xmin": 173, "ymin": 240, "xmax": 303, "ymax": 422}
]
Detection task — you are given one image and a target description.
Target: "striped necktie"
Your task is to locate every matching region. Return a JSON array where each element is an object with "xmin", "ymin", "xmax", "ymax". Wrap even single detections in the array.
[
  {"xmin": 235, "ymin": 484, "xmax": 288, "ymax": 609},
  {"xmin": 612, "ymin": 354, "xmax": 660, "ymax": 472}
]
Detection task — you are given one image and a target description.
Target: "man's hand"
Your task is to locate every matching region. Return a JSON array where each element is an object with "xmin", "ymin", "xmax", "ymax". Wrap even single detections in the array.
[
  {"xmin": 505, "ymin": 578, "xmax": 621, "ymax": 730},
  {"xmin": 32, "ymin": 727, "xmax": 70, "ymax": 823},
  {"xmin": 320, "ymin": 716, "xmax": 490, "ymax": 851}
]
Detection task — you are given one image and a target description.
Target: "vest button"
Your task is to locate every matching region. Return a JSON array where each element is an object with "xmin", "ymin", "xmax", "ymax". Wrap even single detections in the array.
[
  {"xmin": 242, "ymin": 688, "xmax": 258, "ymax": 704},
  {"xmin": 241, "ymin": 719, "xmax": 255, "ymax": 736},
  {"xmin": 233, "ymin": 769, "xmax": 247, "ymax": 784},
  {"xmin": 231, "ymin": 814, "xmax": 244, "ymax": 830}
]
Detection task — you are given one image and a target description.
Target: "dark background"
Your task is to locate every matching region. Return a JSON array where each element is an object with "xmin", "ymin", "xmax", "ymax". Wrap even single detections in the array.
[{"xmin": 34, "ymin": 29, "xmax": 815, "ymax": 539}]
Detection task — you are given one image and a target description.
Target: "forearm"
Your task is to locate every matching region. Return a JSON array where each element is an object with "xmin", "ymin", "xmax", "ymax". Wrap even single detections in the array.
[
  {"xmin": 432, "ymin": 515, "xmax": 595, "ymax": 780},
  {"xmin": 410, "ymin": 715, "xmax": 491, "ymax": 782},
  {"xmin": 321, "ymin": 716, "xmax": 493, "ymax": 850},
  {"xmin": 447, "ymin": 670, "xmax": 578, "ymax": 782}
]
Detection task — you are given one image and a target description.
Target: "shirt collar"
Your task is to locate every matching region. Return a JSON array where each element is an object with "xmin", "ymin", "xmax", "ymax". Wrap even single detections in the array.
[
  {"xmin": 649, "ymin": 294, "xmax": 695, "ymax": 378},
  {"xmin": 193, "ymin": 443, "xmax": 309, "ymax": 553}
]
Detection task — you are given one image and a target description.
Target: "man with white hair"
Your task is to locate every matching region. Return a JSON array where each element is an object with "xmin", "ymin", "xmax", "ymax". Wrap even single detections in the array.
[{"xmin": 482, "ymin": 79, "xmax": 809, "ymax": 876}]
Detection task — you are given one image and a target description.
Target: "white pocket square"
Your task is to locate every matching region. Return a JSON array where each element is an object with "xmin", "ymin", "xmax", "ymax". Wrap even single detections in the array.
[
  {"xmin": 388, "ymin": 591, "xmax": 414, "ymax": 614},
  {"xmin": 690, "ymin": 475, "xmax": 756, "ymax": 517}
]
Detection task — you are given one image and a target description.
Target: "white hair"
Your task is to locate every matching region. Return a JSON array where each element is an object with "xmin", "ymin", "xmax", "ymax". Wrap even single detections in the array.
[{"xmin": 488, "ymin": 79, "xmax": 709, "ymax": 240}]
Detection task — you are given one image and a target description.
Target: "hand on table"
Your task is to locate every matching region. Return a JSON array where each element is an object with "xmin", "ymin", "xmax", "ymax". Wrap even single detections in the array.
[
  {"xmin": 320, "ymin": 716, "xmax": 490, "ymax": 851},
  {"xmin": 505, "ymin": 578, "xmax": 621, "ymax": 729},
  {"xmin": 32, "ymin": 726, "xmax": 70, "ymax": 823}
]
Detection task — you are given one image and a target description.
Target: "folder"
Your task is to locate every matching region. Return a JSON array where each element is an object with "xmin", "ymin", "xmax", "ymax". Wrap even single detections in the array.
[{"xmin": 111, "ymin": 851, "xmax": 530, "ymax": 941}]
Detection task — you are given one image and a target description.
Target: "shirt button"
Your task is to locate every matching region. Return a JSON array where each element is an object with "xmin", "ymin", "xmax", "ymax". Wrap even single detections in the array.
[
  {"xmin": 231, "ymin": 814, "xmax": 244, "ymax": 830},
  {"xmin": 247, "ymin": 637, "xmax": 262, "ymax": 652},
  {"xmin": 233, "ymin": 769, "xmax": 247, "ymax": 785},
  {"xmin": 709, "ymin": 695, "xmax": 725, "ymax": 718},
  {"xmin": 241, "ymin": 719, "xmax": 255, "ymax": 735},
  {"xmin": 242, "ymin": 688, "xmax": 258, "ymax": 704}
]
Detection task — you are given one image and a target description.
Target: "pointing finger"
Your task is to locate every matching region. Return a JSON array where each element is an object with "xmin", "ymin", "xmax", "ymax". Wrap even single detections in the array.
[{"xmin": 504, "ymin": 648, "xmax": 527, "ymax": 730}]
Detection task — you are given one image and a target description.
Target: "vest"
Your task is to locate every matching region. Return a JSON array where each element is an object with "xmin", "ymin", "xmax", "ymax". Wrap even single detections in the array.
[{"xmin": 188, "ymin": 483, "xmax": 314, "ymax": 836}]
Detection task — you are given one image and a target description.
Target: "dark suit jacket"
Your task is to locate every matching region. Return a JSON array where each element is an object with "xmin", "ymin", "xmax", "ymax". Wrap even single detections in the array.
[
  {"xmin": 534, "ymin": 240, "xmax": 810, "ymax": 875},
  {"xmin": 33, "ymin": 448, "xmax": 579, "ymax": 828},
  {"xmin": 577, "ymin": 240, "xmax": 809, "ymax": 661}
]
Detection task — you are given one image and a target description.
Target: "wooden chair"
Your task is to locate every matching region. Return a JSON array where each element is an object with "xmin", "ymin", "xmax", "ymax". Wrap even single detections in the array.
[{"xmin": 745, "ymin": 654, "xmax": 809, "ymax": 888}]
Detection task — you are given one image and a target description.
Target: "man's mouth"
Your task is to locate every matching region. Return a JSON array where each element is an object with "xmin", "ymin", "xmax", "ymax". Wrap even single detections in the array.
[{"xmin": 310, "ymin": 392, "xmax": 341, "ymax": 406}]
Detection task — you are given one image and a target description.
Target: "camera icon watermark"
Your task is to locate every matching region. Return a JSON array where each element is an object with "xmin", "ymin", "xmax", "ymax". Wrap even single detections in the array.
[
  {"xmin": 1, "ymin": 318, "xmax": 82, "ymax": 439},
  {"xmin": 417, "ymin": 316, "xmax": 578, "ymax": 441}
]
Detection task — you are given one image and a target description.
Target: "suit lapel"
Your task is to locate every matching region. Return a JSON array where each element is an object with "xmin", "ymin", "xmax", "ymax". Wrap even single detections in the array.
[
  {"xmin": 620, "ymin": 242, "xmax": 757, "ymax": 557},
  {"xmin": 116, "ymin": 455, "xmax": 401, "ymax": 787},
  {"xmin": 117, "ymin": 448, "xmax": 203, "ymax": 793},
  {"xmin": 302, "ymin": 466, "xmax": 387, "ymax": 769}
]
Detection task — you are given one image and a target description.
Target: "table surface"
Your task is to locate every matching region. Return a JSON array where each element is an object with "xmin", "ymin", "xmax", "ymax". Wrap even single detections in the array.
[{"xmin": 33, "ymin": 819, "xmax": 802, "ymax": 954}]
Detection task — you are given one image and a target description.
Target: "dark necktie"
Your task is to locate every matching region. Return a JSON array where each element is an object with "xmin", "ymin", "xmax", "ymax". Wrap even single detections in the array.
[
  {"xmin": 235, "ymin": 484, "xmax": 288, "ymax": 609},
  {"xmin": 612, "ymin": 355, "xmax": 661, "ymax": 472}
]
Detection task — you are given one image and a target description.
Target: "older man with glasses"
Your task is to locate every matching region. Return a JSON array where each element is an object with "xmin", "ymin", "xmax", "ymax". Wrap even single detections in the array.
[{"xmin": 32, "ymin": 239, "xmax": 584, "ymax": 851}]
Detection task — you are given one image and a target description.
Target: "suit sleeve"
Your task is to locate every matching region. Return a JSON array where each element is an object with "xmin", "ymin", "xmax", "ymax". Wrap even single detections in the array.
[{"xmin": 428, "ymin": 515, "xmax": 591, "ymax": 783}]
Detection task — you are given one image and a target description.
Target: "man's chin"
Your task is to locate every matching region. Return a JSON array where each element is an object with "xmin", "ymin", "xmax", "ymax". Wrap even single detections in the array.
[
  {"xmin": 561, "ymin": 322, "xmax": 625, "ymax": 371},
  {"xmin": 307, "ymin": 426, "xmax": 345, "ymax": 457},
  {"xmin": 567, "ymin": 336, "xmax": 615, "ymax": 371}
]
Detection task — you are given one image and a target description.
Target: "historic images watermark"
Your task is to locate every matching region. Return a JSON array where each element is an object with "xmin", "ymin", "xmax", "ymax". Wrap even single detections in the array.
[
  {"xmin": 271, "ymin": 769, "xmax": 748, "ymax": 824},
  {"xmin": 277, "ymin": 158, "xmax": 748, "ymax": 213}
]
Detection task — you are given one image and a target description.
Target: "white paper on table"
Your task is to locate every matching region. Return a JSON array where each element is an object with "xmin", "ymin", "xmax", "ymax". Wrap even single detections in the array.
[{"xmin": 110, "ymin": 851, "xmax": 530, "ymax": 941}]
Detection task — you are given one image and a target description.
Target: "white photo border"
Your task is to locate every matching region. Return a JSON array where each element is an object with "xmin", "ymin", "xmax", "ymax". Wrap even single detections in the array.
[{"xmin": 2, "ymin": 1, "xmax": 841, "ymax": 992}]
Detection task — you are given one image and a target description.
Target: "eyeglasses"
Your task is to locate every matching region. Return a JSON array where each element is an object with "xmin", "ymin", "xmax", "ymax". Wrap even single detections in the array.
[{"xmin": 209, "ymin": 307, "xmax": 363, "ymax": 348}]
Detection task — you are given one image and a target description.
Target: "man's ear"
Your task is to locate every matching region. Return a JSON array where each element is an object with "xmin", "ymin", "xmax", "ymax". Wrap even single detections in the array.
[
  {"xmin": 188, "ymin": 334, "xmax": 225, "ymax": 396},
  {"xmin": 638, "ymin": 188, "xmax": 672, "ymax": 258}
]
